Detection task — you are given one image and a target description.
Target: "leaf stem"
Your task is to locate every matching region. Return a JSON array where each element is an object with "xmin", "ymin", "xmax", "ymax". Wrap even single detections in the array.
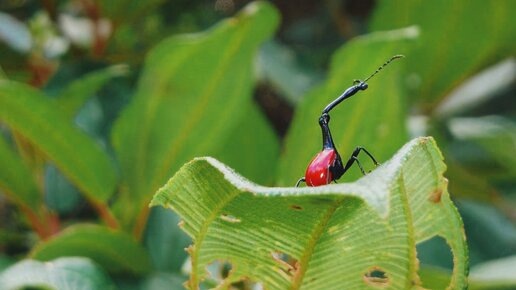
[
  {"xmin": 132, "ymin": 205, "xmax": 150, "ymax": 241},
  {"xmin": 91, "ymin": 200, "xmax": 120, "ymax": 229}
]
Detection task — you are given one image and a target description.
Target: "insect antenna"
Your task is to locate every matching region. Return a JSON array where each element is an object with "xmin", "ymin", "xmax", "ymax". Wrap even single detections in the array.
[{"xmin": 363, "ymin": 54, "xmax": 404, "ymax": 83}]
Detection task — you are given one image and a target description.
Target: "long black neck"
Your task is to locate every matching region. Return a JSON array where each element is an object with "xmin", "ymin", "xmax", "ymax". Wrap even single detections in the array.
[
  {"xmin": 322, "ymin": 83, "xmax": 365, "ymax": 115},
  {"xmin": 319, "ymin": 113, "xmax": 335, "ymax": 150}
]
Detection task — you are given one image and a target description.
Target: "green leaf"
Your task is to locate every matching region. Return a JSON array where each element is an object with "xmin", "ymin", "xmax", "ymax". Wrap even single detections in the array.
[
  {"xmin": 277, "ymin": 27, "xmax": 417, "ymax": 186},
  {"xmin": 144, "ymin": 207, "xmax": 191, "ymax": 272},
  {"xmin": 212, "ymin": 101, "xmax": 279, "ymax": 185},
  {"xmin": 112, "ymin": 1, "xmax": 279, "ymax": 228},
  {"xmin": 257, "ymin": 40, "xmax": 321, "ymax": 105},
  {"xmin": 469, "ymin": 256, "xmax": 516, "ymax": 290},
  {"xmin": 457, "ymin": 201, "xmax": 516, "ymax": 265},
  {"xmin": 0, "ymin": 80, "xmax": 117, "ymax": 203},
  {"xmin": 151, "ymin": 137, "xmax": 468, "ymax": 289},
  {"xmin": 0, "ymin": 257, "xmax": 115, "ymax": 290},
  {"xmin": 55, "ymin": 65, "xmax": 129, "ymax": 119},
  {"xmin": 0, "ymin": 133, "xmax": 41, "ymax": 211},
  {"xmin": 419, "ymin": 266, "xmax": 453, "ymax": 289},
  {"xmin": 30, "ymin": 224, "xmax": 151, "ymax": 275},
  {"xmin": 369, "ymin": 0, "xmax": 515, "ymax": 110},
  {"xmin": 448, "ymin": 116, "xmax": 516, "ymax": 181}
]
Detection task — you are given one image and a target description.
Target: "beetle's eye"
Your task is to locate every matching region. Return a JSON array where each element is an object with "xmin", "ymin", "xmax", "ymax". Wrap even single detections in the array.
[{"xmin": 360, "ymin": 83, "xmax": 368, "ymax": 90}]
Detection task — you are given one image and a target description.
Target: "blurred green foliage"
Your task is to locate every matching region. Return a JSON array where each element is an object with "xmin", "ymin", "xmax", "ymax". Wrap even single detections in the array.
[{"xmin": 0, "ymin": 0, "xmax": 514, "ymax": 289}]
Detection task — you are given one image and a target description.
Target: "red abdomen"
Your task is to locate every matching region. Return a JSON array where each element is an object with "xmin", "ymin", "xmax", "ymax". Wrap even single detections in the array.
[{"xmin": 305, "ymin": 149, "xmax": 337, "ymax": 186}]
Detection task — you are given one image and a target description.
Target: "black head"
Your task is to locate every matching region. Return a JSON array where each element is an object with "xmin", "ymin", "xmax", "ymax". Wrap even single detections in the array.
[{"xmin": 352, "ymin": 79, "xmax": 369, "ymax": 91}]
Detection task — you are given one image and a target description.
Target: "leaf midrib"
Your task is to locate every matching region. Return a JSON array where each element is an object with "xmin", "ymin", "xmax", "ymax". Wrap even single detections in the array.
[{"xmin": 290, "ymin": 198, "xmax": 343, "ymax": 289}]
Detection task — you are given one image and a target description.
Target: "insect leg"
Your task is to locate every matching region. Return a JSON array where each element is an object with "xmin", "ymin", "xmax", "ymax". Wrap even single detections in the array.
[
  {"xmin": 341, "ymin": 147, "xmax": 378, "ymax": 176},
  {"xmin": 356, "ymin": 146, "xmax": 379, "ymax": 166},
  {"xmin": 295, "ymin": 177, "xmax": 306, "ymax": 187}
]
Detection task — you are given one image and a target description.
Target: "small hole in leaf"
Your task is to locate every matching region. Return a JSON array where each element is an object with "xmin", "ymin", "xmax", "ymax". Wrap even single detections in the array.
[
  {"xmin": 290, "ymin": 204, "xmax": 303, "ymax": 210},
  {"xmin": 271, "ymin": 251, "xmax": 299, "ymax": 276},
  {"xmin": 363, "ymin": 267, "xmax": 389, "ymax": 287},
  {"xmin": 206, "ymin": 260, "xmax": 233, "ymax": 282},
  {"xmin": 220, "ymin": 213, "xmax": 241, "ymax": 223},
  {"xmin": 429, "ymin": 187, "xmax": 443, "ymax": 203}
]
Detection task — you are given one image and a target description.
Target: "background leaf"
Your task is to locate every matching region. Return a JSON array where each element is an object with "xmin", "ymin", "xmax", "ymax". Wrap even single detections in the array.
[
  {"xmin": 0, "ymin": 80, "xmax": 117, "ymax": 203},
  {"xmin": 0, "ymin": 257, "xmax": 115, "ymax": 290},
  {"xmin": 369, "ymin": 0, "xmax": 515, "ymax": 110},
  {"xmin": 448, "ymin": 116, "xmax": 516, "ymax": 182},
  {"xmin": 111, "ymin": 1, "xmax": 280, "ymax": 230},
  {"xmin": 144, "ymin": 207, "xmax": 191, "ymax": 273},
  {"xmin": 277, "ymin": 27, "xmax": 417, "ymax": 186},
  {"xmin": 0, "ymin": 134, "xmax": 41, "ymax": 211},
  {"xmin": 54, "ymin": 64, "xmax": 129, "ymax": 119},
  {"xmin": 211, "ymin": 101, "xmax": 279, "ymax": 185},
  {"xmin": 151, "ymin": 137, "xmax": 468, "ymax": 289},
  {"xmin": 30, "ymin": 224, "xmax": 151, "ymax": 275}
]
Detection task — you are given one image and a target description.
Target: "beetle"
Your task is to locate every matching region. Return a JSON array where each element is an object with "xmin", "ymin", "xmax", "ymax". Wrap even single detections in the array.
[{"xmin": 296, "ymin": 55, "xmax": 404, "ymax": 187}]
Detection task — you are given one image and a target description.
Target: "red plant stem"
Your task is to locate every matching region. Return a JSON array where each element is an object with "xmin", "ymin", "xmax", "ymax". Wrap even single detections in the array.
[
  {"xmin": 91, "ymin": 200, "xmax": 120, "ymax": 229},
  {"xmin": 80, "ymin": 0, "xmax": 108, "ymax": 58},
  {"xmin": 20, "ymin": 205, "xmax": 50, "ymax": 239},
  {"xmin": 132, "ymin": 205, "xmax": 150, "ymax": 241},
  {"xmin": 45, "ymin": 210, "xmax": 61, "ymax": 236}
]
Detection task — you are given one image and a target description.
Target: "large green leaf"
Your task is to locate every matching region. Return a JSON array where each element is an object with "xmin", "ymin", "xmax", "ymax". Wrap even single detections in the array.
[
  {"xmin": 0, "ymin": 134, "xmax": 40, "ymax": 211},
  {"xmin": 0, "ymin": 80, "xmax": 117, "ymax": 203},
  {"xmin": 151, "ymin": 137, "xmax": 468, "ymax": 289},
  {"xmin": 144, "ymin": 207, "xmax": 191, "ymax": 272},
  {"xmin": 112, "ymin": 1, "xmax": 279, "ymax": 229},
  {"xmin": 448, "ymin": 116, "xmax": 516, "ymax": 182},
  {"xmin": 212, "ymin": 101, "xmax": 279, "ymax": 186},
  {"xmin": 277, "ymin": 27, "xmax": 416, "ymax": 186},
  {"xmin": 369, "ymin": 0, "xmax": 515, "ymax": 110},
  {"xmin": 0, "ymin": 257, "xmax": 115, "ymax": 290},
  {"xmin": 55, "ymin": 65, "xmax": 129, "ymax": 119},
  {"xmin": 30, "ymin": 224, "xmax": 151, "ymax": 275}
]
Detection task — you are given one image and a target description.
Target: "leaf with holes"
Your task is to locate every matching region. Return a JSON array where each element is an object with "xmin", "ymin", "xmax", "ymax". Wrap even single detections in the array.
[{"xmin": 151, "ymin": 137, "xmax": 468, "ymax": 289}]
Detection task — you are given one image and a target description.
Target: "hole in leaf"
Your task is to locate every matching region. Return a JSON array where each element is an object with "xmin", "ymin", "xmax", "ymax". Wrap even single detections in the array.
[
  {"xmin": 429, "ymin": 187, "xmax": 443, "ymax": 203},
  {"xmin": 363, "ymin": 266, "xmax": 389, "ymax": 287},
  {"xmin": 220, "ymin": 213, "xmax": 241, "ymax": 223},
  {"xmin": 206, "ymin": 260, "xmax": 233, "ymax": 283},
  {"xmin": 221, "ymin": 261, "xmax": 232, "ymax": 278},
  {"xmin": 271, "ymin": 251, "xmax": 299, "ymax": 276},
  {"xmin": 206, "ymin": 260, "xmax": 264, "ymax": 289},
  {"xmin": 417, "ymin": 236, "xmax": 453, "ymax": 269},
  {"xmin": 417, "ymin": 236, "xmax": 453, "ymax": 287},
  {"xmin": 290, "ymin": 204, "xmax": 303, "ymax": 210}
]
